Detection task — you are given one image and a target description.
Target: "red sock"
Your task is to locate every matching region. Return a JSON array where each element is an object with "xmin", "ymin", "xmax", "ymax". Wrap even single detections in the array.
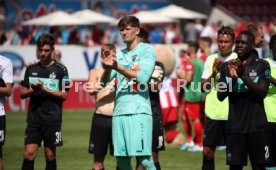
[
  {"xmin": 165, "ymin": 129, "xmax": 179, "ymax": 143},
  {"xmin": 193, "ymin": 122, "xmax": 203, "ymax": 146}
]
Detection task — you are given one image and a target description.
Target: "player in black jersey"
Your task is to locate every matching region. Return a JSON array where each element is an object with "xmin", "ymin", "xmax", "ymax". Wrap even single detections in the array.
[
  {"xmin": 218, "ymin": 31, "xmax": 274, "ymax": 170},
  {"xmin": 20, "ymin": 33, "xmax": 70, "ymax": 170}
]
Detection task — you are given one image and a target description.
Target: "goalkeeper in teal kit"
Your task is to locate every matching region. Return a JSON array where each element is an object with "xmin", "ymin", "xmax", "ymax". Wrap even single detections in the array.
[{"xmin": 101, "ymin": 16, "xmax": 157, "ymax": 170}]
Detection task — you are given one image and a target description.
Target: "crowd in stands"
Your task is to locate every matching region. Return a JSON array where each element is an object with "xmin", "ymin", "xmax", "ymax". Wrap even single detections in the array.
[{"xmin": 0, "ymin": 18, "xmax": 276, "ymax": 51}]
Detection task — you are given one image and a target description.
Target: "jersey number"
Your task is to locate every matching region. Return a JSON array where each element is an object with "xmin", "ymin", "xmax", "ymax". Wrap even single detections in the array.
[
  {"xmin": 55, "ymin": 132, "xmax": 62, "ymax": 143},
  {"xmin": 0, "ymin": 130, "xmax": 4, "ymax": 142},
  {"xmin": 265, "ymin": 146, "xmax": 270, "ymax": 160}
]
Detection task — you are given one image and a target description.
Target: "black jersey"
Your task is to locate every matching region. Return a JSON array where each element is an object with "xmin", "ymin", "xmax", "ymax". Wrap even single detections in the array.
[
  {"xmin": 218, "ymin": 57, "xmax": 271, "ymax": 134},
  {"xmin": 21, "ymin": 61, "xmax": 70, "ymax": 125}
]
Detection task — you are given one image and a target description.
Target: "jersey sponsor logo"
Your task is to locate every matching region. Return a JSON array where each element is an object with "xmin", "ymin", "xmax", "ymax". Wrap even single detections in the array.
[
  {"xmin": 32, "ymin": 72, "xmax": 38, "ymax": 76},
  {"xmin": 226, "ymin": 76, "xmax": 259, "ymax": 92}
]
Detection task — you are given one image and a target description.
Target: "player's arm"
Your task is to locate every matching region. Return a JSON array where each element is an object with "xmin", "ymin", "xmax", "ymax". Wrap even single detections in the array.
[
  {"xmin": 43, "ymin": 88, "xmax": 68, "ymax": 101},
  {"xmin": 240, "ymin": 61, "xmax": 270, "ymax": 98},
  {"xmin": 201, "ymin": 58, "xmax": 221, "ymax": 92},
  {"xmin": 88, "ymin": 69, "xmax": 101, "ymax": 96},
  {"xmin": 108, "ymin": 47, "xmax": 156, "ymax": 83},
  {"xmin": 20, "ymin": 65, "xmax": 34, "ymax": 99},
  {"xmin": 200, "ymin": 58, "xmax": 217, "ymax": 92},
  {"xmin": 217, "ymin": 62, "xmax": 232, "ymax": 101},
  {"xmin": 177, "ymin": 61, "xmax": 194, "ymax": 83},
  {"xmin": 0, "ymin": 82, "xmax": 13, "ymax": 97},
  {"xmin": 270, "ymin": 76, "xmax": 276, "ymax": 86},
  {"xmin": 20, "ymin": 86, "xmax": 34, "ymax": 99},
  {"xmin": 0, "ymin": 60, "xmax": 13, "ymax": 96}
]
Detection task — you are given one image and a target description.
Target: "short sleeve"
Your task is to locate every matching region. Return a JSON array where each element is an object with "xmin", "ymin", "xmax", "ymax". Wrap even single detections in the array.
[
  {"xmin": 2, "ymin": 59, "xmax": 13, "ymax": 83},
  {"xmin": 60, "ymin": 65, "xmax": 70, "ymax": 91},
  {"xmin": 201, "ymin": 57, "xmax": 211, "ymax": 79},
  {"xmin": 20, "ymin": 67, "xmax": 30, "ymax": 88}
]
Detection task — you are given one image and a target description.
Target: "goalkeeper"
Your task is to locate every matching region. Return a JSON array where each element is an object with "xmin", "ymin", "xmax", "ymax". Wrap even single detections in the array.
[{"xmin": 136, "ymin": 28, "xmax": 165, "ymax": 170}]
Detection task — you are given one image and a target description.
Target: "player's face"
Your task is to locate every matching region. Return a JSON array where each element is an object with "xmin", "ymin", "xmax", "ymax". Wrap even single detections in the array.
[
  {"xmin": 255, "ymin": 27, "xmax": 264, "ymax": 48},
  {"xmin": 235, "ymin": 34, "xmax": 254, "ymax": 60},
  {"xmin": 217, "ymin": 34, "xmax": 234, "ymax": 57},
  {"xmin": 37, "ymin": 45, "xmax": 53, "ymax": 62},
  {"xmin": 119, "ymin": 25, "xmax": 139, "ymax": 43}
]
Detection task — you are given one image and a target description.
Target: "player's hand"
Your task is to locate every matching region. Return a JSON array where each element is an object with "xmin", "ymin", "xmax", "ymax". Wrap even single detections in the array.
[
  {"xmin": 101, "ymin": 49, "xmax": 117, "ymax": 70},
  {"xmin": 151, "ymin": 65, "xmax": 165, "ymax": 82},
  {"xmin": 235, "ymin": 59, "xmax": 246, "ymax": 77},
  {"xmin": 213, "ymin": 58, "xmax": 223, "ymax": 75},
  {"xmin": 228, "ymin": 59, "xmax": 238, "ymax": 79}
]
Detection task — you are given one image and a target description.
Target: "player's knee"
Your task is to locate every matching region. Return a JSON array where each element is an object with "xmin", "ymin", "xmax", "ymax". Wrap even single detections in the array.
[
  {"xmin": 24, "ymin": 150, "xmax": 37, "ymax": 160},
  {"xmin": 139, "ymin": 156, "xmax": 156, "ymax": 170},
  {"xmin": 44, "ymin": 148, "xmax": 56, "ymax": 160},
  {"xmin": 203, "ymin": 147, "xmax": 214, "ymax": 160}
]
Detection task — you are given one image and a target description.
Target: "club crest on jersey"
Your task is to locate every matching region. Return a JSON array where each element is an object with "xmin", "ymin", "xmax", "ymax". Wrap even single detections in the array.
[
  {"xmin": 249, "ymin": 70, "xmax": 257, "ymax": 79},
  {"xmin": 49, "ymin": 72, "xmax": 56, "ymax": 79},
  {"xmin": 132, "ymin": 55, "xmax": 138, "ymax": 62}
]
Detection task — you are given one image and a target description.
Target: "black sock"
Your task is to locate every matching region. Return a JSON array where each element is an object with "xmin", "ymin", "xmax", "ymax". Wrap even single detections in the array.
[
  {"xmin": 202, "ymin": 157, "xmax": 214, "ymax": 170},
  {"xmin": 22, "ymin": 159, "xmax": 34, "ymax": 170},
  {"xmin": 46, "ymin": 159, "xmax": 56, "ymax": 170},
  {"xmin": 230, "ymin": 165, "xmax": 243, "ymax": 170},
  {"xmin": 154, "ymin": 161, "xmax": 161, "ymax": 170}
]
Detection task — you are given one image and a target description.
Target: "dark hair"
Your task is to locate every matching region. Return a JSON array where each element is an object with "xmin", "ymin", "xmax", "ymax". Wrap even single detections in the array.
[
  {"xmin": 247, "ymin": 24, "xmax": 260, "ymax": 37},
  {"xmin": 238, "ymin": 31, "xmax": 255, "ymax": 44},
  {"xmin": 138, "ymin": 28, "xmax": 149, "ymax": 43},
  {"xmin": 200, "ymin": 36, "xmax": 212, "ymax": 47},
  {"xmin": 36, "ymin": 33, "xmax": 55, "ymax": 49},
  {"xmin": 218, "ymin": 25, "xmax": 235, "ymax": 41},
  {"xmin": 101, "ymin": 44, "xmax": 116, "ymax": 54},
  {"xmin": 118, "ymin": 16, "xmax": 140, "ymax": 29},
  {"xmin": 187, "ymin": 41, "xmax": 199, "ymax": 52}
]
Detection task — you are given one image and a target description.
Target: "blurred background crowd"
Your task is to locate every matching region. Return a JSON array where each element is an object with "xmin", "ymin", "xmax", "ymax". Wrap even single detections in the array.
[{"xmin": 0, "ymin": 0, "xmax": 275, "ymax": 58}]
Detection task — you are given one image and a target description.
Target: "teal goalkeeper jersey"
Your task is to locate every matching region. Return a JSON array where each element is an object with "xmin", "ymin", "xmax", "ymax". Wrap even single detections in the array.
[{"xmin": 110, "ymin": 43, "xmax": 156, "ymax": 116}]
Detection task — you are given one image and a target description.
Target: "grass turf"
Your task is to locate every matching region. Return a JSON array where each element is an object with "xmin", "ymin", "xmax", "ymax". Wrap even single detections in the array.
[{"xmin": 4, "ymin": 110, "xmax": 250, "ymax": 170}]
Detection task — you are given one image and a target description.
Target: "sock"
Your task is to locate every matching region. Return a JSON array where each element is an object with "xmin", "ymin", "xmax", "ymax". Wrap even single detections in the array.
[
  {"xmin": 154, "ymin": 161, "xmax": 161, "ymax": 170},
  {"xmin": 202, "ymin": 157, "xmax": 214, "ymax": 170},
  {"xmin": 137, "ymin": 156, "xmax": 156, "ymax": 170},
  {"xmin": 22, "ymin": 159, "xmax": 34, "ymax": 170},
  {"xmin": 116, "ymin": 157, "xmax": 132, "ymax": 170},
  {"xmin": 193, "ymin": 122, "xmax": 203, "ymax": 146},
  {"xmin": 182, "ymin": 117, "xmax": 192, "ymax": 142},
  {"xmin": 230, "ymin": 165, "xmax": 243, "ymax": 170},
  {"xmin": 165, "ymin": 130, "xmax": 179, "ymax": 143},
  {"xmin": 46, "ymin": 159, "xmax": 56, "ymax": 170}
]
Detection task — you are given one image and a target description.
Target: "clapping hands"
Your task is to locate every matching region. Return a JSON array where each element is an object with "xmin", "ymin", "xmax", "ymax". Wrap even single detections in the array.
[
  {"xmin": 101, "ymin": 49, "xmax": 117, "ymax": 70},
  {"xmin": 228, "ymin": 59, "xmax": 246, "ymax": 79}
]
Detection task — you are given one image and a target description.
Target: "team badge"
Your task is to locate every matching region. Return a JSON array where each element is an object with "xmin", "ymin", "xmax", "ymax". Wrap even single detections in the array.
[{"xmin": 49, "ymin": 72, "xmax": 56, "ymax": 79}]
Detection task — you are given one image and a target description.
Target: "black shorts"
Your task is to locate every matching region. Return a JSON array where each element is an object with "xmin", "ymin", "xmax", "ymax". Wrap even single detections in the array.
[
  {"xmin": 0, "ymin": 116, "xmax": 5, "ymax": 146},
  {"xmin": 226, "ymin": 131, "xmax": 275, "ymax": 166},
  {"xmin": 88, "ymin": 113, "xmax": 113, "ymax": 155},
  {"xmin": 269, "ymin": 123, "xmax": 276, "ymax": 158},
  {"xmin": 25, "ymin": 123, "xmax": 63, "ymax": 148},
  {"xmin": 203, "ymin": 117, "xmax": 226, "ymax": 147},
  {"xmin": 152, "ymin": 107, "xmax": 165, "ymax": 152}
]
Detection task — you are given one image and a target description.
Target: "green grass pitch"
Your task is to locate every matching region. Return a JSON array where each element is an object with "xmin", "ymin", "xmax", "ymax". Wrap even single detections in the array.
[{"xmin": 3, "ymin": 110, "xmax": 251, "ymax": 170}]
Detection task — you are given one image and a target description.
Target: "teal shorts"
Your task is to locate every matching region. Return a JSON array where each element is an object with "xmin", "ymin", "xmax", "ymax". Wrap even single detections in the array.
[{"xmin": 112, "ymin": 114, "xmax": 152, "ymax": 156}]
